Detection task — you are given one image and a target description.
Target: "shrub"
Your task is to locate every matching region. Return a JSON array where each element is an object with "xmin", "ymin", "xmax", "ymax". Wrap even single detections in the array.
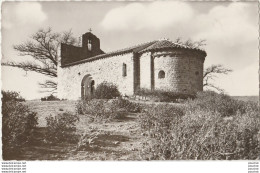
[
  {"xmin": 2, "ymin": 90, "xmax": 25, "ymax": 102},
  {"xmin": 77, "ymin": 127, "xmax": 100, "ymax": 150},
  {"xmin": 2, "ymin": 91, "xmax": 38, "ymax": 159},
  {"xmin": 41, "ymin": 94, "xmax": 60, "ymax": 101},
  {"xmin": 141, "ymin": 111, "xmax": 260, "ymax": 160},
  {"xmin": 45, "ymin": 112, "xmax": 79, "ymax": 143},
  {"xmin": 185, "ymin": 91, "xmax": 246, "ymax": 117},
  {"xmin": 136, "ymin": 88, "xmax": 195, "ymax": 102},
  {"xmin": 94, "ymin": 81, "xmax": 121, "ymax": 99},
  {"xmin": 139, "ymin": 92, "xmax": 260, "ymax": 160},
  {"xmin": 75, "ymin": 99, "xmax": 127, "ymax": 122},
  {"xmin": 139, "ymin": 104, "xmax": 184, "ymax": 138},
  {"xmin": 75, "ymin": 100, "xmax": 87, "ymax": 115},
  {"xmin": 113, "ymin": 97, "xmax": 141, "ymax": 113}
]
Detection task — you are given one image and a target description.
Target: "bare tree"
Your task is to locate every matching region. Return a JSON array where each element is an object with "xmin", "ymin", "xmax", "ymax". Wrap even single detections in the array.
[
  {"xmin": 203, "ymin": 64, "xmax": 233, "ymax": 92},
  {"xmin": 173, "ymin": 38, "xmax": 232, "ymax": 92},
  {"xmin": 174, "ymin": 37, "xmax": 206, "ymax": 49},
  {"xmin": 2, "ymin": 28, "xmax": 78, "ymax": 93}
]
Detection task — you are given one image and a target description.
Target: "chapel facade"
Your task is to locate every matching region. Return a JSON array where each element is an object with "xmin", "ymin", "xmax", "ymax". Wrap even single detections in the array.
[{"xmin": 57, "ymin": 32, "xmax": 207, "ymax": 100}]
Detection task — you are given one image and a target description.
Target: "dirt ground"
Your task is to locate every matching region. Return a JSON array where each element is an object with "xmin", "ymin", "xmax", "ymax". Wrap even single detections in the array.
[{"xmin": 18, "ymin": 100, "xmax": 144, "ymax": 160}]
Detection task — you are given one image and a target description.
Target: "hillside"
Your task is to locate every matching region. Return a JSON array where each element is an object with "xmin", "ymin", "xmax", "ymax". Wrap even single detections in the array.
[{"xmin": 232, "ymin": 96, "xmax": 259, "ymax": 103}]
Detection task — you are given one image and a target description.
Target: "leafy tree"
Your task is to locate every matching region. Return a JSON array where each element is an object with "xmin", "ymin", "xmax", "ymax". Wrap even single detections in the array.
[
  {"xmin": 203, "ymin": 64, "xmax": 232, "ymax": 92},
  {"xmin": 2, "ymin": 28, "xmax": 79, "ymax": 93}
]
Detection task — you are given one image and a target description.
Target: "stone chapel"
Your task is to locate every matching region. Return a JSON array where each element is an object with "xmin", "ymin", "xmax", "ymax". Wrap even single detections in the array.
[{"xmin": 57, "ymin": 32, "xmax": 207, "ymax": 100}]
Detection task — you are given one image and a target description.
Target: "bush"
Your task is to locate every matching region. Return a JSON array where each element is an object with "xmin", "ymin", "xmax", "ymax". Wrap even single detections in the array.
[
  {"xmin": 77, "ymin": 127, "xmax": 100, "ymax": 150},
  {"xmin": 94, "ymin": 81, "xmax": 121, "ymax": 99},
  {"xmin": 2, "ymin": 91, "xmax": 38, "ymax": 159},
  {"xmin": 139, "ymin": 92, "xmax": 260, "ymax": 160},
  {"xmin": 141, "ymin": 111, "xmax": 260, "ymax": 160},
  {"xmin": 75, "ymin": 99, "xmax": 128, "ymax": 122},
  {"xmin": 139, "ymin": 104, "xmax": 184, "ymax": 138},
  {"xmin": 136, "ymin": 88, "xmax": 195, "ymax": 102},
  {"xmin": 113, "ymin": 97, "xmax": 141, "ymax": 113},
  {"xmin": 2, "ymin": 90, "xmax": 25, "ymax": 102},
  {"xmin": 185, "ymin": 91, "xmax": 251, "ymax": 117},
  {"xmin": 45, "ymin": 112, "xmax": 79, "ymax": 143},
  {"xmin": 75, "ymin": 100, "xmax": 87, "ymax": 115},
  {"xmin": 41, "ymin": 94, "xmax": 60, "ymax": 101}
]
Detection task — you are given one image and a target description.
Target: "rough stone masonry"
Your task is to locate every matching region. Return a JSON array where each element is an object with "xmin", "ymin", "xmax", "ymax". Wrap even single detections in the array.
[{"xmin": 57, "ymin": 32, "xmax": 207, "ymax": 100}]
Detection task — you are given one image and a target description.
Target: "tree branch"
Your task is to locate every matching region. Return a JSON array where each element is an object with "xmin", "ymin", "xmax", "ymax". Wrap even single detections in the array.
[
  {"xmin": 2, "ymin": 61, "xmax": 57, "ymax": 78},
  {"xmin": 38, "ymin": 80, "xmax": 57, "ymax": 94},
  {"xmin": 203, "ymin": 64, "xmax": 232, "ymax": 93},
  {"xmin": 204, "ymin": 64, "xmax": 232, "ymax": 79},
  {"xmin": 174, "ymin": 38, "xmax": 207, "ymax": 49},
  {"xmin": 38, "ymin": 80, "xmax": 57, "ymax": 89},
  {"xmin": 2, "ymin": 28, "xmax": 78, "ymax": 92}
]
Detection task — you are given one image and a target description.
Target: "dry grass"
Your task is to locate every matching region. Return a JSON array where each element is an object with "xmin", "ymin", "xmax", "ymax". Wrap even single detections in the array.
[
  {"xmin": 138, "ymin": 92, "xmax": 260, "ymax": 160},
  {"xmin": 232, "ymin": 96, "xmax": 259, "ymax": 103},
  {"xmin": 16, "ymin": 94, "xmax": 259, "ymax": 160},
  {"xmin": 17, "ymin": 100, "xmax": 144, "ymax": 160},
  {"xmin": 24, "ymin": 101, "xmax": 76, "ymax": 127}
]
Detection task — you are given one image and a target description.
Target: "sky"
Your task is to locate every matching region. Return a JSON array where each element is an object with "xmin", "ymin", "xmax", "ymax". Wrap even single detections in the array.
[{"xmin": 1, "ymin": 1, "xmax": 259, "ymax": 100}]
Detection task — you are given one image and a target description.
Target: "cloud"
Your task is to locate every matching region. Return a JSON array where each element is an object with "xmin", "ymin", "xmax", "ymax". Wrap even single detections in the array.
[
  {"xmin": 100, "ymin": 1, "xmax": 194, "ymax": 31},
  {"xmin": 193, "ymin": 3, "xmax": 257, "ymax": 46},
  {"xmin": 191, "ymin": 2, "xmax": 258, "ymax": 69},
  {"xmin": 191, "ymin": 2, "xmax": 258, "ymax": 94},
  {"xmin": 100, "ymin": 1, "xmax": 258, "ymax": 95},
  {"xmin": 2, "ymin": 2, "xmax": 47, "ymax": 29}
]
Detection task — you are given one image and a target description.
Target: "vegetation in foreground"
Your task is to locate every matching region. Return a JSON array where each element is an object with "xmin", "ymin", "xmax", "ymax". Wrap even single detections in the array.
[
  {"xmin": 139, "ymin": 91, "xmax": 260, "ymax": 160},
  {"xmin": 135, "ymin": 88, "xmax": 195, "ymax": 102},
  {"xmin": 2, "ymin": 91, "xmax": 38, "ymax": 159},
  {"xmin": 76, "ymin": 97, "xmax": 141, "ymax": 121},
  {"xmin": 2, "ymin": 89, "xmax": 260, "ymax": 160}
]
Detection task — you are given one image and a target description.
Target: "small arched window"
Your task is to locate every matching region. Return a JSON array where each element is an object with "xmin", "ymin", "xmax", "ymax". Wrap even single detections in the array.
[
  {"xmin": 158, "ymin": 70, "xmax": 165, "ymax": 79},
  {"xmin": 122, "ymin": 63, "xmax": 127, "ymax": 77},
  {"xmin": 195, "ymin": 71, "xmax": 199, "ymax": 75},
  {"xmin": 88, "ymin": 39, "xmax": 92, "ymax": 51}
]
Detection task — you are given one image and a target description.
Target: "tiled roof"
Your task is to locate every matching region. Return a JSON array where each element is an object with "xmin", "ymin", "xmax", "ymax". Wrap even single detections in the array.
[
  {"xmin": 100, "ymin": 40, "xmax": 157, "ymax": 55},
  {"xmin": 139, "ymin": 39, "xmax": 206, "ymax": 53},
  {"xmin": 140, "ymin": 40, "xmax": 186, "ymax": 52},
  {"xmin": 61, "ymin": 41, "xmax": 156, "ymax": 67},
  {"xmin": 61, "ymin": 39, "xmax": 206, "ymax": 67}
]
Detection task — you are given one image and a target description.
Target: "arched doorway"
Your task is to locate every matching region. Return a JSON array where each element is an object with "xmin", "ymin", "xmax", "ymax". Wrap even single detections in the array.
[
  {"xmin": 90, "ymin": 80, "xmax": 95, "ymax": 96},
  {"xmin": 81, "ymin": 74, "xmax": 95, "ymax": 100}
]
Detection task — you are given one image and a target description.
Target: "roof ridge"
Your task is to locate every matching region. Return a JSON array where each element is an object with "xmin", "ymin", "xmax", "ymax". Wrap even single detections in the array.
[
  {"xmin": 155, "ymin": 39, "xmax": 192, "ymax": 49},
  {"xmin": 61, "ymin": 40, "xmax": 158, "ymax": 67},
  {"xmin": 158, "ymin": 38, "xmax": 170, "ymax": 41},
  {"xmin": 138, "ymin": 39, "xmax": 206, "ymax": 53},
  {"xmin": 104, "ymin": 40, "xmax": 157, "ymax": 54},
  {"xmin": 170, "ymin": 41, "xmax": 189, "ymax": 49}
]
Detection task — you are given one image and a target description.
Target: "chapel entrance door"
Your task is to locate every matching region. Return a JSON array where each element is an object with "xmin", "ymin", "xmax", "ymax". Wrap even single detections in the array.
[{"xmin": 81, "ymin": 74, "xmax": 95, "ymax": 100}]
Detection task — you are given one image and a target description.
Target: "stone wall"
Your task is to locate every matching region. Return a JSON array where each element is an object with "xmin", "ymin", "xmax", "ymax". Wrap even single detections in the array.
[
  {"xmin": 153, "ymin": 50, "xmax": 204, "ymax": 94},
  {"xmin": 139, "ymin": 52, "xmax": 152, "ymax": 90},
  {"xmin": 57, "ymin": 53, "xmax": 134, "ymax": 100},
  {"xmin": 58, "ymin": 47, "xmax": 205, "ymax": 100}
]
